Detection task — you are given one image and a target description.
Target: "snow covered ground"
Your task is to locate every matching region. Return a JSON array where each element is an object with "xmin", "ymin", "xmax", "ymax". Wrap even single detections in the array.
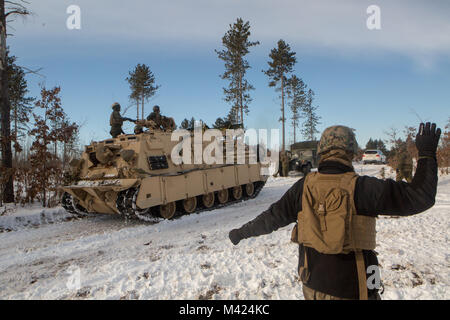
[{"xmin": 0, "ymin": 164, "xmax": 448, "ymax": 300}]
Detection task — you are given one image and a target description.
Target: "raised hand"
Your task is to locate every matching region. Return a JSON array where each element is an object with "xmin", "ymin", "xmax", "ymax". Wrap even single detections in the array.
[{"xmin": 415, "ymin": 122, "xmax": 441, "ymax": 158}]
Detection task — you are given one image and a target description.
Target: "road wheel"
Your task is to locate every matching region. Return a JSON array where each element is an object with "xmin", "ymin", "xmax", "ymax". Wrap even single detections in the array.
[
  {"xmin": 202, "ymin": 192, "xmax": 215, "ymax": 208},
  {"xmin": 182, "ymin": 197, "xmax": 197, "ymax": 213},
  {"xmin": 232, "ymin": 186, "xmax": 243, "ymax": 200},
  {"xmin": 217, "ymin": 189, "xmax": 228, "ymax": 204},
  {"xmin": 159, "ymin": 202, "xmax": 176, "ymax": 219},
  {"xmin": 245, "ymin": 183, "xmax": 255, "ymax": 197}
]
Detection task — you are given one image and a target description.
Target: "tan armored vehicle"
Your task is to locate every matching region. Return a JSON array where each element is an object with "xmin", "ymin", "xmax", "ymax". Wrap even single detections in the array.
[{"xmin": 62, "ymin": 120, "xmax": 268, "ymax": 221}]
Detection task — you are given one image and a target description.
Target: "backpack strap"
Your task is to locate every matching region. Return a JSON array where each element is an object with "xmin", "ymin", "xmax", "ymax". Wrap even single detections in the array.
[
  {"xmin": 340, "ymin": 172, "xmax": 368, "ymax": 300},
  {"xmin": 299, "ymin": 249, "xmax": 311, "ymax": 283},
  {"xmin": 355, "ymin": 250, "xmax": 368, "ymax": 300}
]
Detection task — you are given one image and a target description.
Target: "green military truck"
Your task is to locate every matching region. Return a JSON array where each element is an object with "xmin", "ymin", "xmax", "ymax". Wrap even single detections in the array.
[{"xmin": 289, "ymin": 140, "xmax": 319, "ymax": 175}]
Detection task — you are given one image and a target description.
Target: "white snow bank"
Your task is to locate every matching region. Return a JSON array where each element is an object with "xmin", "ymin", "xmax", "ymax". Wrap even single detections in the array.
[{"xmin": 0, "ymin": 206, "xmax": 75, "ymax": 233}]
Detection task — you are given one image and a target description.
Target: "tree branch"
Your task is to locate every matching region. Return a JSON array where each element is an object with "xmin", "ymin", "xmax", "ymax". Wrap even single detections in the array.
[
  {"xmin": 5, "ymin": 0, "xmax": 30, "ymax": 10},
  {"xmin": 122, "ymin": 103, "xmax": 135, "ymax": 117},
  {"xmin": 22, "ymin": 66, "xmax": 45, "ymax": 78},
  {"xmin": 5, "ymin": 9, "xmax": 29, "ymax": 18}
]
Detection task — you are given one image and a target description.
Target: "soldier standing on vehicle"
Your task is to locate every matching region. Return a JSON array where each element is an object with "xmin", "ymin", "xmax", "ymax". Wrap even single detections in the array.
[
  {"xmin": 109, "ymin": 102, "xmax": 135, "ymax": 138},
  {"xmin": 134, "ymin": 123, "xmax": 144, "ymax": 135},
  {"xmin": 396, "ymin": 143, "xmax": 413, "ymax": 183},
  {"xmin": 146, "ymin": 105, "xmax": 176, "ymax": 131},
  {"xmin": 147, "ymin": 105, "xmax": 163, "ymax": 128},
  {"xmin": 229, "ymin": 123, "xmax": 440, "ymax": 300}
]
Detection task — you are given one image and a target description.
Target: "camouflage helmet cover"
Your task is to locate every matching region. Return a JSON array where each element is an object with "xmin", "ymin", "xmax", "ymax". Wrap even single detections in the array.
[
  {"xmin": 153, "ymin": 105, "xmax": 160, "ymax": 112},
  {"xmin": 134, "ymin": 124, "xmax": 143, "ymax": 134},
  {"xmin": 317, "ymin": 125, "xmax": 358, "ymax": 155},
  {"xmin": 111, "ymin": 102, "xmax": 121, "ymax": 110}
]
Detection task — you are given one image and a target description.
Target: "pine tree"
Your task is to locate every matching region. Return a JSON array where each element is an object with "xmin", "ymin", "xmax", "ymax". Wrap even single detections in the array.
[
  {"xmin": 366, "ymin": 138, "xmax": 388, "ymax": 154},
  {"xmin": 7, "ymin": 50, "xmax": 34, "ymax": 158},
  {"xmin": 286, "ymin": 75, "xmax": 306, "ymax": 144},
  {"xmin": 212, "ymin": 116, "xmax": 233, "ymax": 130},
  {"xmin": 126, "ymin": 64, "xmax": 160, "ymax": 120},
  {"xmin": 179, "ymin": 117, "xmax": 206, "ymax": 131},
  {"xmin": 366, "ymin": 138, "xmax": 374, "ymax": 149},
  {"xmin": 377, "ymin": 139, "xmax": 387, "ymax": 154},
  {"xmin": 263, "ymin": 39, "xmax": 297, "ymax": 151},
  {"xmin": 189, "ymin": 117, "xmax": 195, "ymax": 131},
  {"xmin": 216, "ymin": 18, "xmax": 259, "ymax": 128},
  {"xmin": 0, "ymin": 0, "xmax": 30, "ymax": 204},
  {"xmin": 212, "ymin": 117, "xmax": 226, "ymax": 130},
  {"xmin": 301, "ymin": 89, "xmax": 321, "ymax": 141}
]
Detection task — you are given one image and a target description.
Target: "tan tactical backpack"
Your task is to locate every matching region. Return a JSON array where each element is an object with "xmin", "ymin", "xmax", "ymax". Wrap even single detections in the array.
[{"xmin": 291, "ymin": 172, "xmax": 376, "ymax": 299}]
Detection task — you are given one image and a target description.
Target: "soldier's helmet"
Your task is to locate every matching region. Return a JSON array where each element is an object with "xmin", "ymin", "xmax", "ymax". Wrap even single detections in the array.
[
  {"xmin": 153, "ymin": 105, "xmax": 160, "ymax": 113},
  {"xmin": 134, "ymin": 124, "xmax": 143, "ymax": 134},
  {"xmin": 111, "ymin": 102, "xmax": 121, "ymax": 111},
  {"xmin": 317, "ymin": 125, "xmax": 358, "ymax": 155}
]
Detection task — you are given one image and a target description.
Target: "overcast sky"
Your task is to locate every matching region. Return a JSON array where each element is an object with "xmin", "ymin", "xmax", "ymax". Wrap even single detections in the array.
[{"xmin": 8, "ymin": 0, "xmax": 450, "ymax": 146}]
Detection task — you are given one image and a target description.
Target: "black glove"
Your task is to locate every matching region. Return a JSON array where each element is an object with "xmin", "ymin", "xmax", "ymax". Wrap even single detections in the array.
[
  {"xmin": 415, "ymin": 122, "xmax": 441, "ymax": 158},
  {"xmin": 229, "ymin": 229, "xmax": 241, "ymax": 245}
]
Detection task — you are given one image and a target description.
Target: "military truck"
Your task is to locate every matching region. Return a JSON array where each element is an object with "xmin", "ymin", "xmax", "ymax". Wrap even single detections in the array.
[
  {"xmin": 288, "ymin": 140, "xmax": 319, "ymax": 175},
  {"xmin": 61, "ymin": 120, "xmax": 268, "ymax": 222}
]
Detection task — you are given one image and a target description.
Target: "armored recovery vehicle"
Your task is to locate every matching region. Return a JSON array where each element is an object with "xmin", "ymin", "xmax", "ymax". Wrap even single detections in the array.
[{"xmin": 61, "ymin": 120, "xmax": 268, "ymax": 222}]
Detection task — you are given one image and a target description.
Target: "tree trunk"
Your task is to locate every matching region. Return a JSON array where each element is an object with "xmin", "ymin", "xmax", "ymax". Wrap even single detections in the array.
[
  {"xmin": 63, "ymin": 141, "xmax": 66, "ymax": 171},
  {"xmin": 42, "ymin": 112, "xmax": 47, "ymax": 207},
  {"xmin": 136, "ymin": 99, "xmax": 139, "ymax": 120},
  {"xmin": 62, "ymin": 122, "xmax": 67, "ymax": 171},
  {"xmin": 293, "ymin": 118, "xmax": 296, "ymax": 144},
  {"xmin": 281, "ymin": 75, "xmax": 285, "ymax": 152},
  {"xmin": 141, "ymin": 94, "xmax": 144, "ymax": 121},
  {"xmin": 42, "ymin": 176, "xmax": 46, "ymax": 207},
  {"xmin": 0, "ymin": 0, "xmax": 14, "ymax": 203},
  {"xmin": 13, "ymin": 106, "xmax": 17, "ymax": 160},
  {"xmin": 239, "ymin": 71, "xmax": 243, "ymax": 128}
]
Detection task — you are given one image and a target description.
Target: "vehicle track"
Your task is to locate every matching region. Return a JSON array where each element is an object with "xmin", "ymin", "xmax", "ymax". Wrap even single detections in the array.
[{"xmin": 64, "ymin": 181, "xmax": 267, "ymax": 223}]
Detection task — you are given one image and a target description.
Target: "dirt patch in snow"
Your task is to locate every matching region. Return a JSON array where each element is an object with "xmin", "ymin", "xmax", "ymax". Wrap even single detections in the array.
[{"xmin": 198, "ymin": 283, "xmax": 222, "ymax": 300}]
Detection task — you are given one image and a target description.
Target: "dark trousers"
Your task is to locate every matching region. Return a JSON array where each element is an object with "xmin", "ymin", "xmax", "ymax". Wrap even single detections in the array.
[{"xmin": 302, "ymin": 285, "xmax": 381, "ymax": 300}]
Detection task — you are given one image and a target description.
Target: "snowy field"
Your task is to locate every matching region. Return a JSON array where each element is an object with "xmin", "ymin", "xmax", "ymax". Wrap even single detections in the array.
[{"xmin": 0, "ymin": 164, "xmax": 448, "ymax": 300}]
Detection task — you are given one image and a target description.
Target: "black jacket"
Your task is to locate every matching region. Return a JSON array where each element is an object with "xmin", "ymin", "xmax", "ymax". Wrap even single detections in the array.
[{"xmin": 235, "ymin": 158, "xmax": 438, "ymax": 299}]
